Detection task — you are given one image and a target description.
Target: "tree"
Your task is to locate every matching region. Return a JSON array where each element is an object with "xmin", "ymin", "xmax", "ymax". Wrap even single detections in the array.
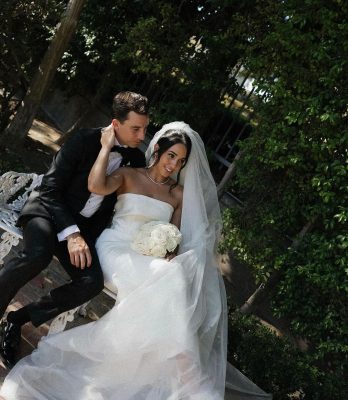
[
  {"xmin": 0, "ymin": 0, "xmax": 63, "ymax": 134},
  {"xmin": 0, "ymin": 0, "xmax": 86, "ymax": 146}
]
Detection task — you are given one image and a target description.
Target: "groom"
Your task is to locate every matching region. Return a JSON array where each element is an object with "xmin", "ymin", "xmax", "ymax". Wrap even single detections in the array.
[{"xmin": 0, "ymin": 91, "xmax": 149, "ymax": 368}]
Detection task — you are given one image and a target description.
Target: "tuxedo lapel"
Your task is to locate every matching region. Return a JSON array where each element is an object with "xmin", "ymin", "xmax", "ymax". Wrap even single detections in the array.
[{"xmin": 18, "ymin": 127, "xmax": 146, "ymax": 233}]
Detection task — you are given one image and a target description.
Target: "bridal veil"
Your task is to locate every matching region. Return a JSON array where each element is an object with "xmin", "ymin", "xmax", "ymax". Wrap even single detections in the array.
[{"xmin": 146, "ymin": 121, "xmax": 271, "ymax": 399}]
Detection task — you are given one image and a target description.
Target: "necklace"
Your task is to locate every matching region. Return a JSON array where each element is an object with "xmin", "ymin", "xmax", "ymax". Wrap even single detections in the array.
[{"xmin": 145, "ymin": 168, "xmax": 170, "ymax": 185}]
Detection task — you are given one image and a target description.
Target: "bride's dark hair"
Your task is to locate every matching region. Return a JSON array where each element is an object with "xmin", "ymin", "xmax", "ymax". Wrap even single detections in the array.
[{"xmin": 149, "ymin": 129, "xmax": 192, "ymax": 190}]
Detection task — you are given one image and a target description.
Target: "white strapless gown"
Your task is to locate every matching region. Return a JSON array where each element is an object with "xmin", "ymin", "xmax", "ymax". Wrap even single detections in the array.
[{"xmin": 0, "ymin": 194, "xmax": 270, "ymax": 399}]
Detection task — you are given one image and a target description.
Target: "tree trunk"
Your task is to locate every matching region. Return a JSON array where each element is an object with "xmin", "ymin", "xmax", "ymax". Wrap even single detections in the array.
[
  {"xmin": 238, "ymin": 216, "xmax": 318, "ymax": 315},
  {"xmin": 220, "ymin": 217, "xmax": 317, "ymax": 351},
  {"xmin": 0, "ymin": 0, "xmax": 86, "ymax": 147}
]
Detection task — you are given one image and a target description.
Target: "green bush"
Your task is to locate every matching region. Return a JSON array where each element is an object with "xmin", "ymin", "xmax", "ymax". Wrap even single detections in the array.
[{"xmin": 228, "ymin": 310, "xmax": 348, "ymax": 399}]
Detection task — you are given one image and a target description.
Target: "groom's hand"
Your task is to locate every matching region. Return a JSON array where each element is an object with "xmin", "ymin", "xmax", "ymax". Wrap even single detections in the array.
[{"xmin": 67, "ymin": 233, "xmax": 92, "ymax": 269}]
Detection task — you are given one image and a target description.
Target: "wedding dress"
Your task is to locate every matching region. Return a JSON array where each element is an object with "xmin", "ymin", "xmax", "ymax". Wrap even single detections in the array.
[{"xmin": 0, "ymin": 122, "xmax": 271, "ymax": 400}]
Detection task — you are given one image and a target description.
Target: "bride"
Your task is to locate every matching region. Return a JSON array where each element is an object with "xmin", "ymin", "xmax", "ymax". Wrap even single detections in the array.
[{"xmin": 0, "ymin": 122, "xmax": 271, "ymax": 399}]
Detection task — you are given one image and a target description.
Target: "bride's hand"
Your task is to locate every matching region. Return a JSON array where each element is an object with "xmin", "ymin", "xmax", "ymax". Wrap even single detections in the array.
[
  {"xmin": 165, "ymin": 246, "xmax": 178, "ymax": 261},
  {"xmin": 100, "ymin": 126, "xmax": 115, "ymax": 150}
]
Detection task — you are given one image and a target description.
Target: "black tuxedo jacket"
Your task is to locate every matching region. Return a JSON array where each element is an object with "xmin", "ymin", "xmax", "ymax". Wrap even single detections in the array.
[{"xmin": 19, "ymin": 127, "xmax": 146, "ymax": 239}]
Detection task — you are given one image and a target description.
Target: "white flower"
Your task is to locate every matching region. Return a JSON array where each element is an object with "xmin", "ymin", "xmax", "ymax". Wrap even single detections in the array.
[{"xmin": 131, "ymin": 221, "xmax": 182, "ymax": 257}]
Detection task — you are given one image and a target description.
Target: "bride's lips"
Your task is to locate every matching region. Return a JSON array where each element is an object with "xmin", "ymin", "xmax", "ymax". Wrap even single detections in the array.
[{"xmin": 164, "ymin": 167, "xmax": 174, "ymax": 175}]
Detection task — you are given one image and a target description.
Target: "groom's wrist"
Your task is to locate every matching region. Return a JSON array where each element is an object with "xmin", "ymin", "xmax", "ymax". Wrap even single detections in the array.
[
  {"xmin": 57, "ymin": 225, "xmax": 80, "ymax": 241},
  {"xmin": 67, "ymin": 232, "xmax": 82, "ymax": 242}
]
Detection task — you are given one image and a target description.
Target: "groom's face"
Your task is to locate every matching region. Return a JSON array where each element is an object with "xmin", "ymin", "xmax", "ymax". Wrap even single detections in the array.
[{"xmin": 112, "ymin": 111, "xmax": 149, "ymax": 148}]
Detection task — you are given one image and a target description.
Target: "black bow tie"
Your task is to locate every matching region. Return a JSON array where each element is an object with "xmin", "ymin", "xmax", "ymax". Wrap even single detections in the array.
[
  {"xmin": 111, "ymin": 145, "xmax": 132, "ymax": 157},
  {"xmin": 111, "ymin": 145, "xmax": 133, "ymax": 166}
]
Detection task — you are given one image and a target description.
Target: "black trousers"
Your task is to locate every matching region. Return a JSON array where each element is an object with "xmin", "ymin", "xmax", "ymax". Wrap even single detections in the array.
[{"xmin": 0, "ymin": 217, "xmax": 104, "ymax": 326}]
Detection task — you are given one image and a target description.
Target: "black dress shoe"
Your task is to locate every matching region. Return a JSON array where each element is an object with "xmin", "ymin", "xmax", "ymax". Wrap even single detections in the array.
[{"xmin": 0, "ymin": 319, "xmax": 21, "ymax": 369}]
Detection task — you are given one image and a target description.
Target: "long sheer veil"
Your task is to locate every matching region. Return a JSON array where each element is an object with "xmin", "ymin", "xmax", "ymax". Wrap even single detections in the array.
[{"xmin": 146, "ymin": 121, "xmax": 272, "ymax": 399}]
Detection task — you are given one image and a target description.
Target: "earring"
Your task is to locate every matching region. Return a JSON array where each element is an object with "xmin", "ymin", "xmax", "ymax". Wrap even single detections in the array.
[{"xmin": 147, "ymin": 154, "xmax": 157, "ymax": 168}]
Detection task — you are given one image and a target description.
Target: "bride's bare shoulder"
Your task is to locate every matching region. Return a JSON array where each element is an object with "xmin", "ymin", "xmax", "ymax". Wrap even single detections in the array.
[
  {"xmin": 116, "ymin": 167, "xmax": 143, "ymax": 177},
  {"xmin": 111, "ymin": 168, "xmax": 142, "ymax": 187},
  {"xmin": 171, "ymin": 183, "xmax": 184, "ymax": 202},
  {"xmin": 117, "ymin": 167, "xmax": 148, "ymax": 187}
]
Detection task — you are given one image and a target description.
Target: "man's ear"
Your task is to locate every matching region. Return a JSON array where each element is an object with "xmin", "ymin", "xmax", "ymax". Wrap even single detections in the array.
[
  {"xmin": 154, "ymin": 144, "xmax": 159, "ymax": 152},
  {"xmin": 112, "ymin": 119, "xmax": 120, "ymax": 131}
]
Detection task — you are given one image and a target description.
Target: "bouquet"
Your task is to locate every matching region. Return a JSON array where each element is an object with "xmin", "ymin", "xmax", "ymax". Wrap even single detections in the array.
[{"xmin": 131, "ymin": 221, "xmax": 182, "ymax": 257}]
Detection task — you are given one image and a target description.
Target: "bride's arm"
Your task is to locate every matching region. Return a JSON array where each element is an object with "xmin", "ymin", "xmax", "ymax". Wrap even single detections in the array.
[
  {"xmin": 170, "ymin": 185, "xmax": 183, "ymax": 229},
  {"xmin": 170, "ymin": 202, "xmax": 182, "ymax": 230},
  {"xmin": 88, "ymin": 129, "xmax": 124, "ymax": 195},
  {"xmin": 166, "ymin": 188, "xmax": 183, "ymax": 260}
]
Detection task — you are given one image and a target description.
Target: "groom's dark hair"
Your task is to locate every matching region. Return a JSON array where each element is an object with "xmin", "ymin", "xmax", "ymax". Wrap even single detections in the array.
[
  {"xmin": 112, "ymin": 91, "xmax": 149, "ymax": 122},
  {"xmin": 151, "ymin": 129, "xmax": 192, "ymax": 190}
]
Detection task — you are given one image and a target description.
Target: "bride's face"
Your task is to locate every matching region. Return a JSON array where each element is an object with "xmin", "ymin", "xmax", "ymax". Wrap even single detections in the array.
[{"xmin": 155, "ymin": 143, "xmax": 188, "ymax": 177}]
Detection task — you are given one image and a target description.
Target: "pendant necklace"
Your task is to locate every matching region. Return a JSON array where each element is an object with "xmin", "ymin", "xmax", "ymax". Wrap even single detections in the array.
[{"xmin": 145, "ymin": 168, "xmax": 170, "ymax": 185}]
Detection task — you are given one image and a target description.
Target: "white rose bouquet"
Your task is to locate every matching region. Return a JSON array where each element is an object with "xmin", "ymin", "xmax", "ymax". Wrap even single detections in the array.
[{"xmin": 131, "ymin": 221, "xmax": 182, "ymax": 258}]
